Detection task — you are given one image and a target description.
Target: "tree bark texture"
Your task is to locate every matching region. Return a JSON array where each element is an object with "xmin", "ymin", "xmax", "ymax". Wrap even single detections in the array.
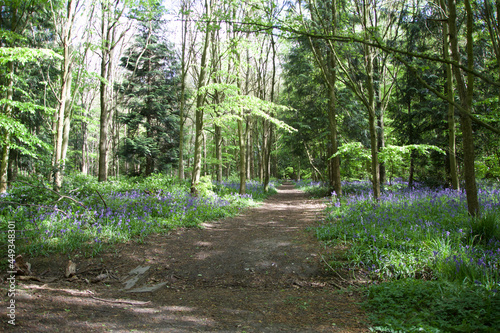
[{"xmin": 448, "ymin": 0, "xmax": 479, "ymax": 216}]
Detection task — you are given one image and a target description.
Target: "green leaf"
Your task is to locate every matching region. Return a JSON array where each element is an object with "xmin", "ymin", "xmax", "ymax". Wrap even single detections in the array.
[
  {"xmin": 0, "ymin": 99, "xmax": 56, "ymax": 115},
  {"xmin": 0, "ymin": 47, "xmax": 63, "ymax": 65}
]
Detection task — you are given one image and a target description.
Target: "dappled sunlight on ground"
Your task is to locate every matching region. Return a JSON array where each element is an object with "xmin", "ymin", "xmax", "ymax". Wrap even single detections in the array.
[{"xmin": 2, "ymin": 184, "xmax": 369, "ymax": 332}]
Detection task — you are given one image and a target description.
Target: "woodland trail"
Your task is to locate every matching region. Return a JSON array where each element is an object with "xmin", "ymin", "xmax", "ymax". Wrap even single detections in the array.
[{"xmin": 2, "ymin": 184, "xmax": 369, "ymax": 332}]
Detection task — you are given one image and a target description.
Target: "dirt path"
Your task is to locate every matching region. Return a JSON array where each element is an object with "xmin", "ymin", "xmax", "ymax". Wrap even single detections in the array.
[{"xmin": 2, "ymin": 184, "xmax": 369, "ymax": 332}]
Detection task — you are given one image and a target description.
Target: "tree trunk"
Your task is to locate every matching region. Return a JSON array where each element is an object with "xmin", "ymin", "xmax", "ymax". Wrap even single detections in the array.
[
  {"xmin": 305, "ymin": 0, "xmax": 342, "ymax": 196},
  {"xmin": 263, "ymin": 119, "xmax": 270, "ymax": 190},
  {"xmin": 375, "ymin": 57, "xmax": 386, "ymax": 185},
  {"xmin": 215, "ymin": 124, "xmax": 223, "ymax": 182},
  {"xmin": 98, "ymin": 59, "xmax": 110, "ymax": 183},
  {"xmin": 178, "ymin": 0, "xmax": 191, "ymax": 181},
  {"xmin": 327, "ymin": 85, "xmax": 342, "ymax": 196},
  {"xmin": 190, "ymin": 0, "xmax": 211, "ymax": 195},
  {"xmin": 7, "ymin": 148, "xmax": 17, "ymax": 183},
  {"xmin": 448, "ymin": 0, "xmax": 479, "ymax": 216},
  {"xmin": 61, "ymin": 68, "xmax": 73, "ymax": 169},
  {"xmin": 264, "ymin": 34, "xmax": 278, "ymax": 192},
  {"xmin": 246, "ymin": 118, "xmax": 252, "ymax": 180},
  {"xmin": 0, "ymin": 60, "xmax": 14, "ymax": 193},
  {"xmin": 440, "ymin": 0, "xmax": 459, "ymax": 190},
  {"xmin": 377, "ymin": 113, "xmax": 386, "ymax": 185},
  {"xmin": 146, "ymin": 116, "xmax": 154, "ymax": 176},
  {"xmin": 82, "ymin": 117, "xmax": 88, "ymax": 174},
  {"xmin": 362, "ymin": 2, "xmax": 380, "ymax": 200},
  {"xmin": 53, "ymin": 0, "xmax": 76, "ymax": 191},
  {"xmin": 237, "ymin": 118, "xmax": 246, "ymax": 195},
  {"xmin": 98, "ymin": 1, "xmax": 110, "ymax": 182},
  {"xmin": 203, "ymin": 131, "xmax": 207, "ymax": 177}
]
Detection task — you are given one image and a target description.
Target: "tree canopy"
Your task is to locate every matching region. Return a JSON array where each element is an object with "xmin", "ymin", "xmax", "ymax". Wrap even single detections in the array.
[{"xmin": 0, "ymin": 0, "xmax": 499, "ymax": 214}]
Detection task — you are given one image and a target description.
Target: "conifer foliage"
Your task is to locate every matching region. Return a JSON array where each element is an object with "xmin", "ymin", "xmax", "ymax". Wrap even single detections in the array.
[{"xmin": 118, "ymin": 18, "xmax": 181, "ymax": 176}]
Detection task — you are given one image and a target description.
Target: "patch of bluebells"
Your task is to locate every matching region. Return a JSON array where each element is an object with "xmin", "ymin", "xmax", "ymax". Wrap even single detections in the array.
[
  {"xmin": 317, "ymin": 180, "xmax": 500, "ymax": 290},
  {"xmin": 1, "ymin": 183, "xmax": 249, "ymax": 256}
]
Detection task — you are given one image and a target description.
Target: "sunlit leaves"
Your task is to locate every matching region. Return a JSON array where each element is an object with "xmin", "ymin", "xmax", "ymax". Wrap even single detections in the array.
[
  {"xmin": 0, "ymin": 29, "xmax": 27, "ymax": 44},
  {"xmin": 199, "ymin": 82, "xmax": 296, "ymax": 133},
  {"xmin": 0, "ymin": 114, "xmax": 49, "ymax": 157},
  {"xmin": 0, "ymin": 99, "xmax": 56, "ymax": 115},
  {"xmin": 332, "ymin": 142, "xmax": 444, "ymax": 162},
  {"xmin": 0, "ymin": 47, "xmax": 62, "ymax": 66}
]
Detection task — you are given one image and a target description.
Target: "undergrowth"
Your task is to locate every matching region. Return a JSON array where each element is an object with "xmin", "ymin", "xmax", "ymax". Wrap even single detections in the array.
[
  {"xmin": 0, "ymin": 174, "xmax": 277, "ymax": 261},
  {"xmin": 314, "ymin": 179, "xmax": 500, "ymax": 332}
]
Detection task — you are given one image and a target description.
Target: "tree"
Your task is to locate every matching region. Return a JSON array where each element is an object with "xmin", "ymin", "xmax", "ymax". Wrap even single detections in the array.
[
  {"xmin": 177, "ymin": 0, "xmax": 195, "ymax": 181},
  {"xmin": 190, "ymin": 0, "xmax": 212, "ymax": 195},
  {"xmin": 0, "ymin": 1, "xmax": 60, "ymax": 193},
  {"xmin": 98, "ymin": 0, "xmax": 129, "ymax": 182},
  {"xmin": 118, "ymin": 17, "xmax": 180, "ymax": 175},
  {"xmin": 51, "ymin": 0, "xmax": 81, "ymax": 191},
  {"xmin": 447, "ymin": 0, "xmax": 479, "ymax": 216},
  {"xmin": 299, "ymin": 0, "xmax": 342, "ymax": 196}
]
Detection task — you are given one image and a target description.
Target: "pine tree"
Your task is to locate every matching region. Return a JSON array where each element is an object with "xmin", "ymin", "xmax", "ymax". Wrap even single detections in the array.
[{"xmin": 118, "ymin": 19, "xmax": 180, "ymax": 176}]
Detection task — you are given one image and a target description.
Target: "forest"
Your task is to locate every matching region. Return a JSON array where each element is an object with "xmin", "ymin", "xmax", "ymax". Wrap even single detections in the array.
[{"xmin": 1, "ymin": 0, "xmax": 500, "ymax": 332}]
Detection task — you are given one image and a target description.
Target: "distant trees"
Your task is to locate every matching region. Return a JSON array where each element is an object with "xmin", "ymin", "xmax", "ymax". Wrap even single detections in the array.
[
  {"xmin": 0, "ymin": 0, "xmax": 60, "ymax": 193},
  {"xmin": 1, "ymin": 0, "xmax": 499, "ymax": 218},
  {"xmin": 281, "ymin": 0, "xmax": 499, "ymax": 216}
]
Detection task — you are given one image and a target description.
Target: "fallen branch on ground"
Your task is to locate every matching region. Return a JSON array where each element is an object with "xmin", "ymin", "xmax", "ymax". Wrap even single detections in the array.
[{"xmin": 86, "ymin": 291, "xmax": 150, "ymax": 305}]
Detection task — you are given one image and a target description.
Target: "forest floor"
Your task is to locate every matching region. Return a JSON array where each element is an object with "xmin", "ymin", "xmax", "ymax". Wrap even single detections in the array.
[{"xmin": 1, "ymin": 184, "xmax": 370, "ymax": 332}]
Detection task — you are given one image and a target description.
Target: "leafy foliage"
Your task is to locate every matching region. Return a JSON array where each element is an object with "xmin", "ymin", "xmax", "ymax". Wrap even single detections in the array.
[
  {"xmin": 365, "ymin": 279, "xmax": 500, "ymax": 333},
  {"xmin": 0, "ymin": 47, "xmax": 61, "ymax": 65}
]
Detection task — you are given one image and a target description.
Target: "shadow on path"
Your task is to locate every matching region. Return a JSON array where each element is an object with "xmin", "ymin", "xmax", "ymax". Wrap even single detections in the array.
[{"xmin": 2, "ymin": 185, "xmax": 369, "ymax": 332}]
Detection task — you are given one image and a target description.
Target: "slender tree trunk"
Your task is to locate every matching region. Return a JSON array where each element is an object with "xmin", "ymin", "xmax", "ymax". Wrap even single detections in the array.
[
  {"xmin": 264, "ymin": 34, "xmax": 278, "ymax": 192},
  {"xmin": 178, "ymin": 0, "xmax": 191, "ymax": 181},
  {"xmin": 498, "ymin": 0, "xmax": 500, "ymax": 101},
  {"xmin": 0, "ymin": 62, "xmax": 14, "ymax": 193},
  {"xmin": 366, "ymin": 71, "xmax": 380, "ymax": 198},
  {"xmin": 448, "ymin": 0, "xmax": 479, "ymax": 216},
  {"xmin": 98, "ymin": 0, "xmax": 122, "ymax": 182},
  {"xmin": 260, "ymin": 121, "xmax": 265, "ymax": 183},
  {"xmin": 53, "ymin": 0, "xmax": 76, "ymax": 191},
  {"xmin": 375, "ymin": 57, "xmax": 386, "ymax": 185},
  {"xmin": 246, "ymin": 119, "xmax": 252, "ymax": 180},
  {"xmin": 0, "ymin": 131, "xmax": 9, "ymax": 193},
  {"xmin": 7, "ymin": 149, "xmax": 18, "ymax": 183},
  {"xmin": 362, "ymin": 1, "xmax": 380, "ymax": 200},
  {"xmin": 327, "ymin": 84, "xmax": 342, "ymax": 195},
  {"xmin": 484, "ymin": 0, "xmax": 500, "ymax": 102},
  {"xmin": 215, "ymin": 124, "xmax": 223, "ymax": 182},
  {"xmin": 266, "ymin": 124, "xmax": 273, "ymax": 182},
  {"xmin": 263, "ymin": 119, "xmax": 270, "ymax": 189},
  {"xmin": 377, "ymin": 113, "xmax": 386, "ymax": 185},
  {"xmin": 497, "ymin": 0, "xmax": 500, "ymax": 102},
  {"xmin": 440, "ymin": 0, "xmax": 459, "ymax": 190},
  {"xmin": 250, "ymin": 126, "xmax": 255, "ymax": 179},
  {"xmin": 190, "ymin": 0, "xmax": 211, "ymax": 195},
  {"xmin": 237, "ymin": 118, "xmax": 246, "ymax": 195},
  {"xmin": 203, "ymin": 131, "xmax": 207, "ymax": 177},
  {"xmin": 98, "ymin": 1, "xmax": 110, "ymax": 182},
  {"xmin": 98, "ymin": 63, "xmax": 110, "ymax": 182},
  {"xmin": 82, "ymin": 118, "xmax": 88, "ymax": 174},
  {"xmin": 61, "ymin": 69, "xmax": 73, "ymax": 166},
  {"xmin": 297, "ymin": 159, "xmax": 301, "ymax": 181},
  {"xmin": 305, "ymin": 0, "xmax": 342, "ymax": 196}
]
